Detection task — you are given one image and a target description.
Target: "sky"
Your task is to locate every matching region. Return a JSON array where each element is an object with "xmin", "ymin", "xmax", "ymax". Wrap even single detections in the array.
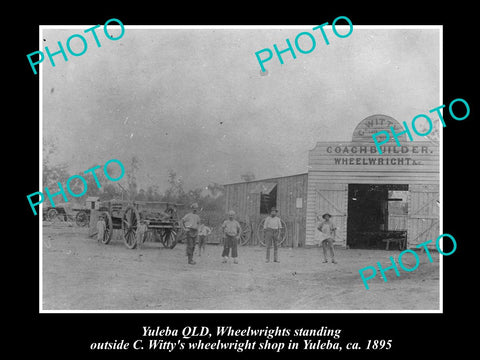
[{"xmin": 42, "ymin": 25, "xmax": 440, "ymax": 193}]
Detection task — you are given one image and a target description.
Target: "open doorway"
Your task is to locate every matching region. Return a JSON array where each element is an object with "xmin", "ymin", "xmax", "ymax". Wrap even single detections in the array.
[
  {"xmin": 347, "ymin": 184, "xmax": 408, "ymax": 249},
  {"xmin": 260, "ymin": 184, "xmax": 277, "ymax": 214}
]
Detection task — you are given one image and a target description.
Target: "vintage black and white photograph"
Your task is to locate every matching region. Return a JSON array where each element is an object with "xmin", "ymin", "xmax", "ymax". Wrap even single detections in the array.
[{"xmin": 40, "ymin": 25, "xmax": 441, "ymax": 311}]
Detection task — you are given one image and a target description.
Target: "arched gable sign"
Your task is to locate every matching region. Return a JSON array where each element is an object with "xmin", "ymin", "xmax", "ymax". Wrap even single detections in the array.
[{"xmin": 352, "ymin": 114, "xmax": 406, "ymax": 143}]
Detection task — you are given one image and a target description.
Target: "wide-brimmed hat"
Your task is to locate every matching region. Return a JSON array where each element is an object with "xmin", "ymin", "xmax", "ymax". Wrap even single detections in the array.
[
  {"xmin": 190, "ymin": 203, "xmax": 199, "ymax": 209},
  {"xmin": 322, "ymin": 213, "xmax": 332, "ymax": 219},
  {"xmin": 227, "ymin": 210, "xmax": 235, "ymax": 216}
]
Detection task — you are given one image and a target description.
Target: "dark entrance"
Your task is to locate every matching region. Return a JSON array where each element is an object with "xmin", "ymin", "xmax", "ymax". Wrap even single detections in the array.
[
  {"xmin": 347, "ymin": 184, "xmax": 408, "ymax": 249},
  {"xmin": 260, "ymin": 184, "xmax": 277, "ymax": 214}
]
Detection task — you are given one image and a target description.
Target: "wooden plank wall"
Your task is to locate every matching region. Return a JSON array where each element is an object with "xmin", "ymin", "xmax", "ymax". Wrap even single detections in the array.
[
  {"xmin": 407, "ymin": 184, "xmax": 440, "ymax": 248},
  {"xmin": 224, "ymin": 174, "xmax": 308, "ymax": 247},
  {"xmin": 309, "ymin": 183, "xmax": 349, "ymax": 247}
]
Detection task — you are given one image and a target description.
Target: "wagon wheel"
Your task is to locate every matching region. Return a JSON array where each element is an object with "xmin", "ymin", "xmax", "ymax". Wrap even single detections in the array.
[
  {"xmin": 122, "ymin": 206, "xmax": 140, "ymax": 249},
  {"xmin": 176, "ymin": 224, "xmax": 187, "ymax": 244},
  {"xmin": 257, "ymin": 218, "xmax": 287, "ymax": 246},
  {"xmin": 239, "ymin": 221, "xmax": 252, "ymax": 246},
  {"xmin": 162, "ymin": 228, "xmax": 178, "ymax": 249},
  {"xmin": 101, "ymin": 212, "xmax": 113, "ymax": 245},
  {"xmin": 75, "ymin": 211, "xmax": 89, "ymax": 227},
  {"xmin": 47, "ymin": 208, "xmax": 58, "ymax": 221}
]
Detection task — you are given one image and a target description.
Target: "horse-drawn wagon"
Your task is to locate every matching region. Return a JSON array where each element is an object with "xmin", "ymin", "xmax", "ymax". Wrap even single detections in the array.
[
  {"xmin": 96, "ymin": 200, "xmax": 183, "ymax": 249},
  {"xmin": 43, "ymin": 197, "xmax": 100, "ymax": 227}
]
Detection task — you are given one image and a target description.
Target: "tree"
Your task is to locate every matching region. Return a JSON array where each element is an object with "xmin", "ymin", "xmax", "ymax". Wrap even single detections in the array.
[
  {"xmin": 136, "ymin": 188, "xmax": 147, "ymax": 201},
  {"xmin": 43, "ymin": 137, "xmax": 71, "ymax": 189},
  {"xmin": 206, "ymin": 182, "xmax": 224, "ymax": 198},
  {"xmin": 100, "ymin": 183, "xmax": 123, "ymax": 201},
  {"xmin": 163, "ymin": 170, "xmax": 185, "ymax": 202},
  {"xmin": 146, "ymin": 185, "xmax": 161, "ymax": 201},
  {"xmin": 68, "ymin": 163, "xmax": 106, "ymax": 201},
  {"xmin": 186, "ymin": 188, "xmax": 203, "ymax": 205},
  {"xmin": 160, "ymin": 171, "xmax": 225, "ymax": 213},
  {"xmin": 126, "ymin": 156, "xmax": 140, "ymax": 200},
  {"xmin": 139, "ymin": 167, "xmax": 227, "ymax": 226}
]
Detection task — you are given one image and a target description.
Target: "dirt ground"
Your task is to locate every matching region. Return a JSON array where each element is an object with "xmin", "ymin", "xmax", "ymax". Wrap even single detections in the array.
[{"xmin": 42, "ymin": 224, "xmax": 440, "ymax": 311}]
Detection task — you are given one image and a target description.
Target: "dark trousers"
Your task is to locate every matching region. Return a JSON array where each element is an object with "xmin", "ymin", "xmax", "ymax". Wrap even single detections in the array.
[
  {"xmin": 265, "ymin": 228, "xmax": 279, "ymax": 261},
  {"xmin": 185, "ymin": 230, "xmax": 197, "ymax": 261},
  {"xmin": 222, "ymin": 235, "xmax": 238, "ymax": 258}
]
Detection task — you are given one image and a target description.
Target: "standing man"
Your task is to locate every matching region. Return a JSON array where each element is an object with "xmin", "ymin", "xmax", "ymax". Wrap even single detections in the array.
[
  {"xmin": 264, "ymin": 207, "xmax": 282, "ymax": 263},
  {"xmin": 221, "ymin": 210, "xmax": 241, "ymax": 264},
  {"xmin": 181, "ymin": 203, "xmax": 201, "ymax": 265},
  {"xmin": 317, "ymin": 213, "xmax": 337, "ymax": 264}
]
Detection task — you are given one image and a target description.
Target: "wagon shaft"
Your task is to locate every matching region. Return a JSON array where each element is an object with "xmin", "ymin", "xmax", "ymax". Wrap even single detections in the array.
[{"xmin": 146, "ymin": 222, "xmax": 176, "ymax": 229}]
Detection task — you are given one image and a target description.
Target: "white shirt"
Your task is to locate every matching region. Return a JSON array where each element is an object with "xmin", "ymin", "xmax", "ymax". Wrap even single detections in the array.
[
  {"xmin": 264, "ymin": 216, "xmax": 282, "ymax": 229},
  {"xmin": 318, "ymin": 220, "xmax": 336, "ymax": 236},
  {"xmin": 222, "ymin": 219, "xmax": 241, "ymax": 237},
  {"xmin": 182, "ymin": 212, "xmax": 201, "ymax": 230}
]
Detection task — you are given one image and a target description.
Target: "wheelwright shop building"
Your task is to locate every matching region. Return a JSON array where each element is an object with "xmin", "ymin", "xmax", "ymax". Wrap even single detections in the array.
[{"xmin": 223, "ymin": 115, "xmax": 439, "ymax": 249}]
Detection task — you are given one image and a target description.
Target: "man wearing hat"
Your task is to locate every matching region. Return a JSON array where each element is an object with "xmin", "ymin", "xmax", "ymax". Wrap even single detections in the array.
[
  {"xmin": 181, "ymin": 203, "xmax": 201, "ymax": 265},
  {"xmin": 317, "ymin": 213, "xmax": 337, "ymax": 264},
  {"xmin": 221, "ymin": 210, "xmax": 242, "ymax": 264},
  {"xmin": 263, "ymin": 207, "xmax": 282, "ymax": 263}
]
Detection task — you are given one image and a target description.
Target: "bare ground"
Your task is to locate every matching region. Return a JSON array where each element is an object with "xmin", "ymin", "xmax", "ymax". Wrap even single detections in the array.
[{"xmin": 42, "ymin": 224, "xmax": 440, "ymax": 311}]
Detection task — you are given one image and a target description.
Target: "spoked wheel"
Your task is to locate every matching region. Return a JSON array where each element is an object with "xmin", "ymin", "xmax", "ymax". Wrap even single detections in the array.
[
  {"xmin": 101, "ymin": 212, "xmax": 113, "ymax": 244},
  {"xmin": 75, "ymin": 211, "xmax": 89, "ymax": 227},
  {"xmin": 47, "ymin": 208, "xmax": 58, "ymax": 221},
  {"xmin": 257, "ymin": 218, "xmax": 288, "ymax": 246},
  {"xmin": 175, "ymin": 225, "xmax": 187, "ymax": 244},
  {"xmin": 122, "ymin": 206, "xmax": 140, "ymax": 249},
  {"xmin": 239, "ymin": 221, "xmax": 252, "ymax": 246},
  {"xmin": 162, "ymin": 228, "xmax": 178, "ymax": 249}
]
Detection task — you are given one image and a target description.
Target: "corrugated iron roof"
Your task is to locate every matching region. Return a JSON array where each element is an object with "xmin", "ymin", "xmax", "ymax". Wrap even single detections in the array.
[{"xmin": 223, "ymin": 172, "xmax": 307, "ymax": 186}]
